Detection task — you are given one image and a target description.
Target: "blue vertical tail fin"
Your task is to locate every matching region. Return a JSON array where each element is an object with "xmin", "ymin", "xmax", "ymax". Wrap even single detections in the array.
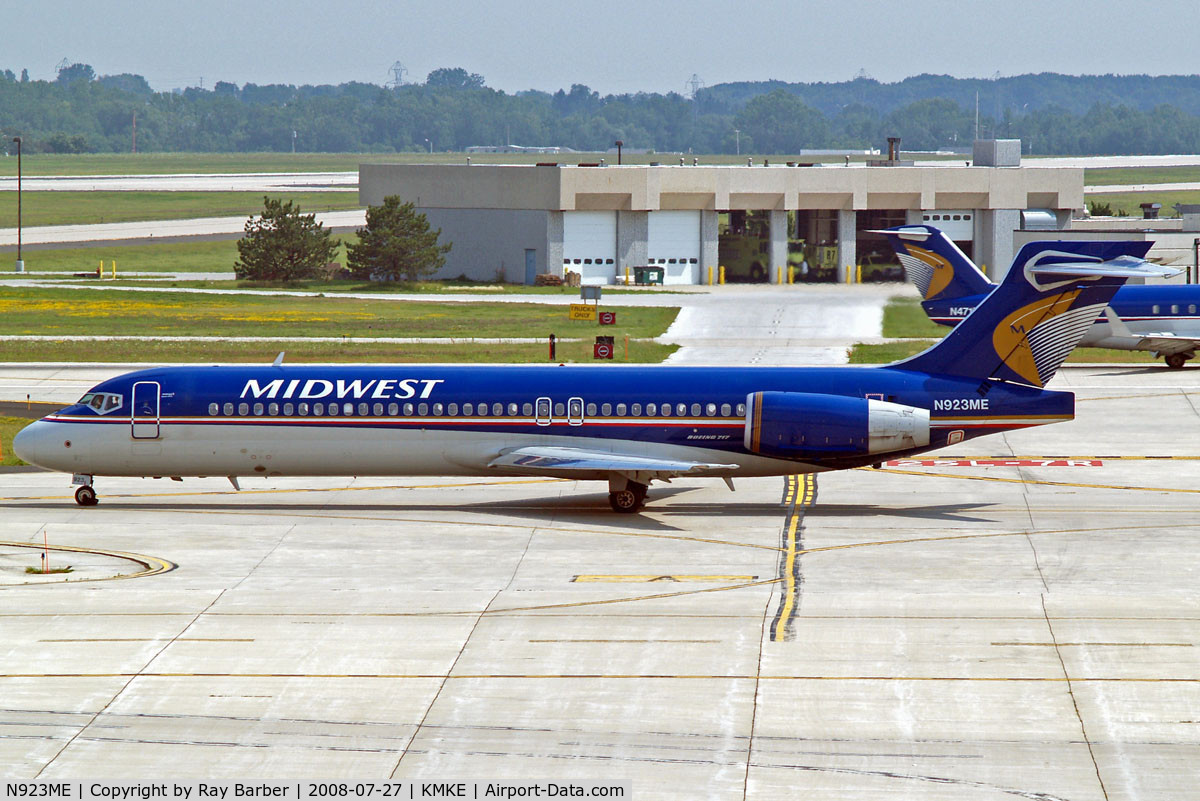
[
  {"xmin": 894, "ymin": 239, "xmax": 1165, "ymax": 387},
  {"xmin": 875, "ymin": 225, "xmax": 993, "ymax": 301}
]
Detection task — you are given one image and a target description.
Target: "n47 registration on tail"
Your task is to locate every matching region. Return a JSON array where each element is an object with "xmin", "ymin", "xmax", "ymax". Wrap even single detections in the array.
[{"xmin": 15, "ymin": 237, "xmax": 1172, "ymax": 513}]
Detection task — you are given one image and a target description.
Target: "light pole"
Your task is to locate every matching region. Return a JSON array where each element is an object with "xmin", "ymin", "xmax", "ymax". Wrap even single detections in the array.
[
  {"xmin": 614, "ymin": 140, "xmax": 623, "ymax": 165},
  {"xmin": 734, "ymin": 129, "xmax": 740, "ymax": 156},
  {"xmin": 424, "ymin": 138, "xmax": 432, "ymax": 154},
  {"xmin": 12, "ymin": 136, "xmax": 22, "ymax": 273}
]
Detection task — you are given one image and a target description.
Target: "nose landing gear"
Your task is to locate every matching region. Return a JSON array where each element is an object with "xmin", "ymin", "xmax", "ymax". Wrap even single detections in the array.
[{"xmin": 72, "ymin": 474, "xmax": 98, "ymax": 506}]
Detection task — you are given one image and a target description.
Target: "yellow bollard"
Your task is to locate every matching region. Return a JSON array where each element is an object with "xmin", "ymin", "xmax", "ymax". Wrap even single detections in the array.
[
  {"xmin": 776, "ymin": 266, "xmax": 783, "ymax": 285},
  {"xmin": 787, "ymin": 265, "xmax": 794, "ymax": 284},
  {"xmin": 856, "ymin": 264, "xmax": 862, "ymax": 284},
  {"xmin": 845, "ymin": 267, "xmax": 852, "ymax": 285},
  {"xmin": 625, "ymin": 265, "xmax": 630, "ymax": 284},
  {"xmin": 719, "ymin": 265, "xmax": 726, "ymax": 285},
  {"xmin": 98, "ymin": 260, "xmax": 103, "ymax": 278},
  {"xmin": 707, "ymin": 265, "xmax": 713, "ymax": 286},
  {"xmin": 111, "ymin": 260, "xmax": 117, "ymax": 279}
]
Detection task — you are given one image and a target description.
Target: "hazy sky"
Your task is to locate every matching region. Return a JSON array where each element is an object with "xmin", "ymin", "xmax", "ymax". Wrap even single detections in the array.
[{"xmin": 8, "ymin": 0, "xmax": 1200, "ymax": 94}]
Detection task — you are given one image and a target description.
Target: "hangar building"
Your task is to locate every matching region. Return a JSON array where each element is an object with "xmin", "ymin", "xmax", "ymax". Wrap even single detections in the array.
[{"xmin": 358, "ymin": 142, "xmax": 1082, "ymax": 285}]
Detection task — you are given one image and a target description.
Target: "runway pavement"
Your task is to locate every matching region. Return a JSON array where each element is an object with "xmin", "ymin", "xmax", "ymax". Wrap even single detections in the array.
[
  {"xmin": 0, "ymin": 172, "xmax": 358, "ymax": 193},
  {"xmin": 1, "ymin": 365, "xmax": 1200, "ymax": 798},
  {"xmin": 0, "ymin": 210, "xmax": 367, "ymax": 248}
]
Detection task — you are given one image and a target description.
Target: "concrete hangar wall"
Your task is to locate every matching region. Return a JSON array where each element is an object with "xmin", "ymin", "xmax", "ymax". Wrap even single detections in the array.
[{"xmin": 358, "ymin": 161, "xmax": 1084, "ymax": 285}]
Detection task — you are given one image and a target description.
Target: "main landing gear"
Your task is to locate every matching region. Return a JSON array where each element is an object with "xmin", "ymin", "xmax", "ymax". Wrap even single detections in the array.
[
  {"xmin": 1165, "ymin": 352, "xmax": 1193, "ymax": 369},
  {"xmin": 608, "ymin": 481, "xmax": 648, "ymax": 513},
  {"xmin": 73, "ymin": 474, "xmax": 98, "ymax": 506}
]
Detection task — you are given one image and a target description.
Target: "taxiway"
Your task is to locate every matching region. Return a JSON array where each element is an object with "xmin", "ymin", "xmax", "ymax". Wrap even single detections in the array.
[{"xmin": 2, "ymin": 365, "xmax": 1199, "ymax": 799}]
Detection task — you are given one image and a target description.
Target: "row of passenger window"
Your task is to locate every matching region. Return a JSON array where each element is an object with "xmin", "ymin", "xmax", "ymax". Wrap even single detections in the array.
[
  {"xmin": 1150, "ymin": 304, "xmax": 1198, "ymax": 315},
  {"xmin": 207, "ymin": 400, "xmax": 748, "ymax": 419}
]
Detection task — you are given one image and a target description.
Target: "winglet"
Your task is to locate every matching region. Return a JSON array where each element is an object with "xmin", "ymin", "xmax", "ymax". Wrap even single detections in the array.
[{"xmin": 1103, "ymin": 306, "xmax": 1134, "ymax": 337}]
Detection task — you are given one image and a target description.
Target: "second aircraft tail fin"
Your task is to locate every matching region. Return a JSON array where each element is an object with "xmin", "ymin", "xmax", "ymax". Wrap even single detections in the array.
[
  {"xmin": 874, "ymin": 224, "xmax": 993, "ymax": 302},
  {"xmin": 894, "ymin": 239, "xmax": 1166, "ymax": 387}
]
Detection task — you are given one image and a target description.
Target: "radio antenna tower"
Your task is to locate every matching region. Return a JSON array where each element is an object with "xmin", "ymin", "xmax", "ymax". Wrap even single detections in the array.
[
  {"xmin": 387, "ymin": 61, "xmax": 408, "ymax": 89},
  {"xmin": 685, "ymin": 73, "xmax": 704, "ymax": 99},
  {"xmin": 55, "ymin": 58, "xmax": 71, "ymax": 76}
]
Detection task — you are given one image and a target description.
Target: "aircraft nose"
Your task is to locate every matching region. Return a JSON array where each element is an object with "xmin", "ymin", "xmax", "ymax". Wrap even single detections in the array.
[{"xmin": 12, "ymin": 420, "xmax": 64, "ymax": 469}]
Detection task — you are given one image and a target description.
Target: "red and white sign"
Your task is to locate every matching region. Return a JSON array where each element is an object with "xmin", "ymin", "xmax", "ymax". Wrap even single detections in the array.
[
  {"xmin": 599, "ymin": 311, "xmax": 616, "ymax": 325},
  {"xmin": 594, "ymin": 342, "xmax": 614, "ymax": 359}
]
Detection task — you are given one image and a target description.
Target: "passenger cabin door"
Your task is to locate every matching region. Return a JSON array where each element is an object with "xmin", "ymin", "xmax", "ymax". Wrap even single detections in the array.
[{"xmin": 131, "ymin": 381, "xmax": 161, "ymax": 439}]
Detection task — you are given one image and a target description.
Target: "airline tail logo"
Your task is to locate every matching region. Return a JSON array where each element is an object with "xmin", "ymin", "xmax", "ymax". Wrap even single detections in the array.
[
  {"xmin": 897, "ymin": 245, "xmax": 954, "ymax": 301},
  {"xmin": 992, "ymin": 290, "xmax": 1103, "ymax": 387}
]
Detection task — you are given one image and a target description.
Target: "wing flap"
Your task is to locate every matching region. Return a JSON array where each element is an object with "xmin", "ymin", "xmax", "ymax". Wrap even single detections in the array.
[
  {"xmin": 488, "ymin": 446, "xmax": 737, "ymax": 480},
  {"xmin": 1133, "ymin": 334, "xmax": 1200, "ymax": 355}
]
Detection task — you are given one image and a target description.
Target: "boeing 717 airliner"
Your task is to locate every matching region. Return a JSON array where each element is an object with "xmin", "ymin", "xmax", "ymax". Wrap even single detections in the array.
[
  {"xmin": 880, "ymin": 224, "xmax": 1200, "ymax": 368},
  {"xmin": 14, "ymin": 233, "xmax": 1173, "ymax": 512}
]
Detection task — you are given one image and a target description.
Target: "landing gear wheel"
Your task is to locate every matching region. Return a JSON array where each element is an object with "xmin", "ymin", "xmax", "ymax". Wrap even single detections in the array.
[
  {"xmin": 607, "ymin": 482, "xmax": 647, "ymax": 513},
  {"xmin": 1165, "ymin": 353, "xmax": 1190, "ymax": 369},
  {"xmin": 74, "ymin": 485, "xmax": 98, "ymax": 507}
]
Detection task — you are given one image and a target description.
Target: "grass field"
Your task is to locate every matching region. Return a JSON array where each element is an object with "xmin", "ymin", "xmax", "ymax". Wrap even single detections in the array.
[
  {"xmin": 11, "ymin": 239, "xmax": 242, "ymax": 273},
  {"xmin": 1085, "ymin": 166, "xmax": 1200, "ymax": 186},
  {"xmin": 0, "ymin": 416, "xmax": 28, "ymax": 466},
  {"xmin": 0, "ymin": 191, "xmax": 362, "ymax": 228},
  {"xmin": 1084, "ymin": 189, "xmax": 1200, "ymax": 217},
  {"xmin": 880, "ymin": 296, "xmax": 945, "ymax": 338},
  {"xmin": 0, "ymin": 338, "xmax": 677, "ymax": 365},
  {"xmin": 26, "ymin": 276, "xmax": 690, "ymax": 295},
  {"xmin": 853, "ymin": 295, "xmax": 1163, "ymax": 365},
  {"xmin": 0, "ymin": 286, "xmax": 678, "ymax": 339}
]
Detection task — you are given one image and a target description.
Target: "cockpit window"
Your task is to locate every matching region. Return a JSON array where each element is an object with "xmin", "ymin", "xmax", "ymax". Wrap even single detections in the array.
[{"xmin": 77, "ymin": 392, "xmax": 123, "ymax": 415}]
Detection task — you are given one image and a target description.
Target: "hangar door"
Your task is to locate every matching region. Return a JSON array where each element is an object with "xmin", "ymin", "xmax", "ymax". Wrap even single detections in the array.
[
  {"xmin": 922, "ymin": 210, "xmax": 975, "ymax": 243},
  {"xmin": 563, "ymin": 211, "xmax": 617, "ymax": 285},
  {"xmin": 648, "ymin": 211, "xmax": 700, "ymax": 285}
]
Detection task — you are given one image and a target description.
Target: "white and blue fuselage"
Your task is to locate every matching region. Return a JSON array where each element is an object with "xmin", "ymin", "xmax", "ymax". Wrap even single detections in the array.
[{"xmin": 14, "ymin": 362, "xmax": 1068, "ymax": 511}]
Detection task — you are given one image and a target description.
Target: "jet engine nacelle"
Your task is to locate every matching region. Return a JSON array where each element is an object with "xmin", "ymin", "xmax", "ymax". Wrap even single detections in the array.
[{"xmin": 744, "ymin": 391, "xmax": 930, "ymax": 459}]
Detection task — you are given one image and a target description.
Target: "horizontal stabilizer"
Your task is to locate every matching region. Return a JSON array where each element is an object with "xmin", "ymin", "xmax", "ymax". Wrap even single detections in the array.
[{"xmin": 1030, "ymin": 255, "xmax": 1180, "ymax": 280}]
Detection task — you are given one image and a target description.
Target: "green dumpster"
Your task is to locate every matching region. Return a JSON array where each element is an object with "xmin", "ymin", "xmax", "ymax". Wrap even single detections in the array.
[{"xmin": 634, "ymin": 266, "xmax": 664, "ymax": 285}]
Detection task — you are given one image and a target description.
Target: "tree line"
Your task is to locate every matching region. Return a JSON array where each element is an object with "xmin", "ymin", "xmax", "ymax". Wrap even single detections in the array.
[{"xmin": 5, "ymin": 63, "xmax": 1200, "ymax": 156}]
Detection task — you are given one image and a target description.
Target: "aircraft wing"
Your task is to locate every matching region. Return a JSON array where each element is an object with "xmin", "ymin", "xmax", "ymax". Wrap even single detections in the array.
[
  {"xmin": 1128, "ymin": 334, "xmax": 1200, "ymax": 355},
  {"xmin": 1103, "ymin": 307, "xmax": 1199, "ymax": 355},
  {"xmin": 488, "ymin": 446, "xmax": 738, "ymax": 482}
]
